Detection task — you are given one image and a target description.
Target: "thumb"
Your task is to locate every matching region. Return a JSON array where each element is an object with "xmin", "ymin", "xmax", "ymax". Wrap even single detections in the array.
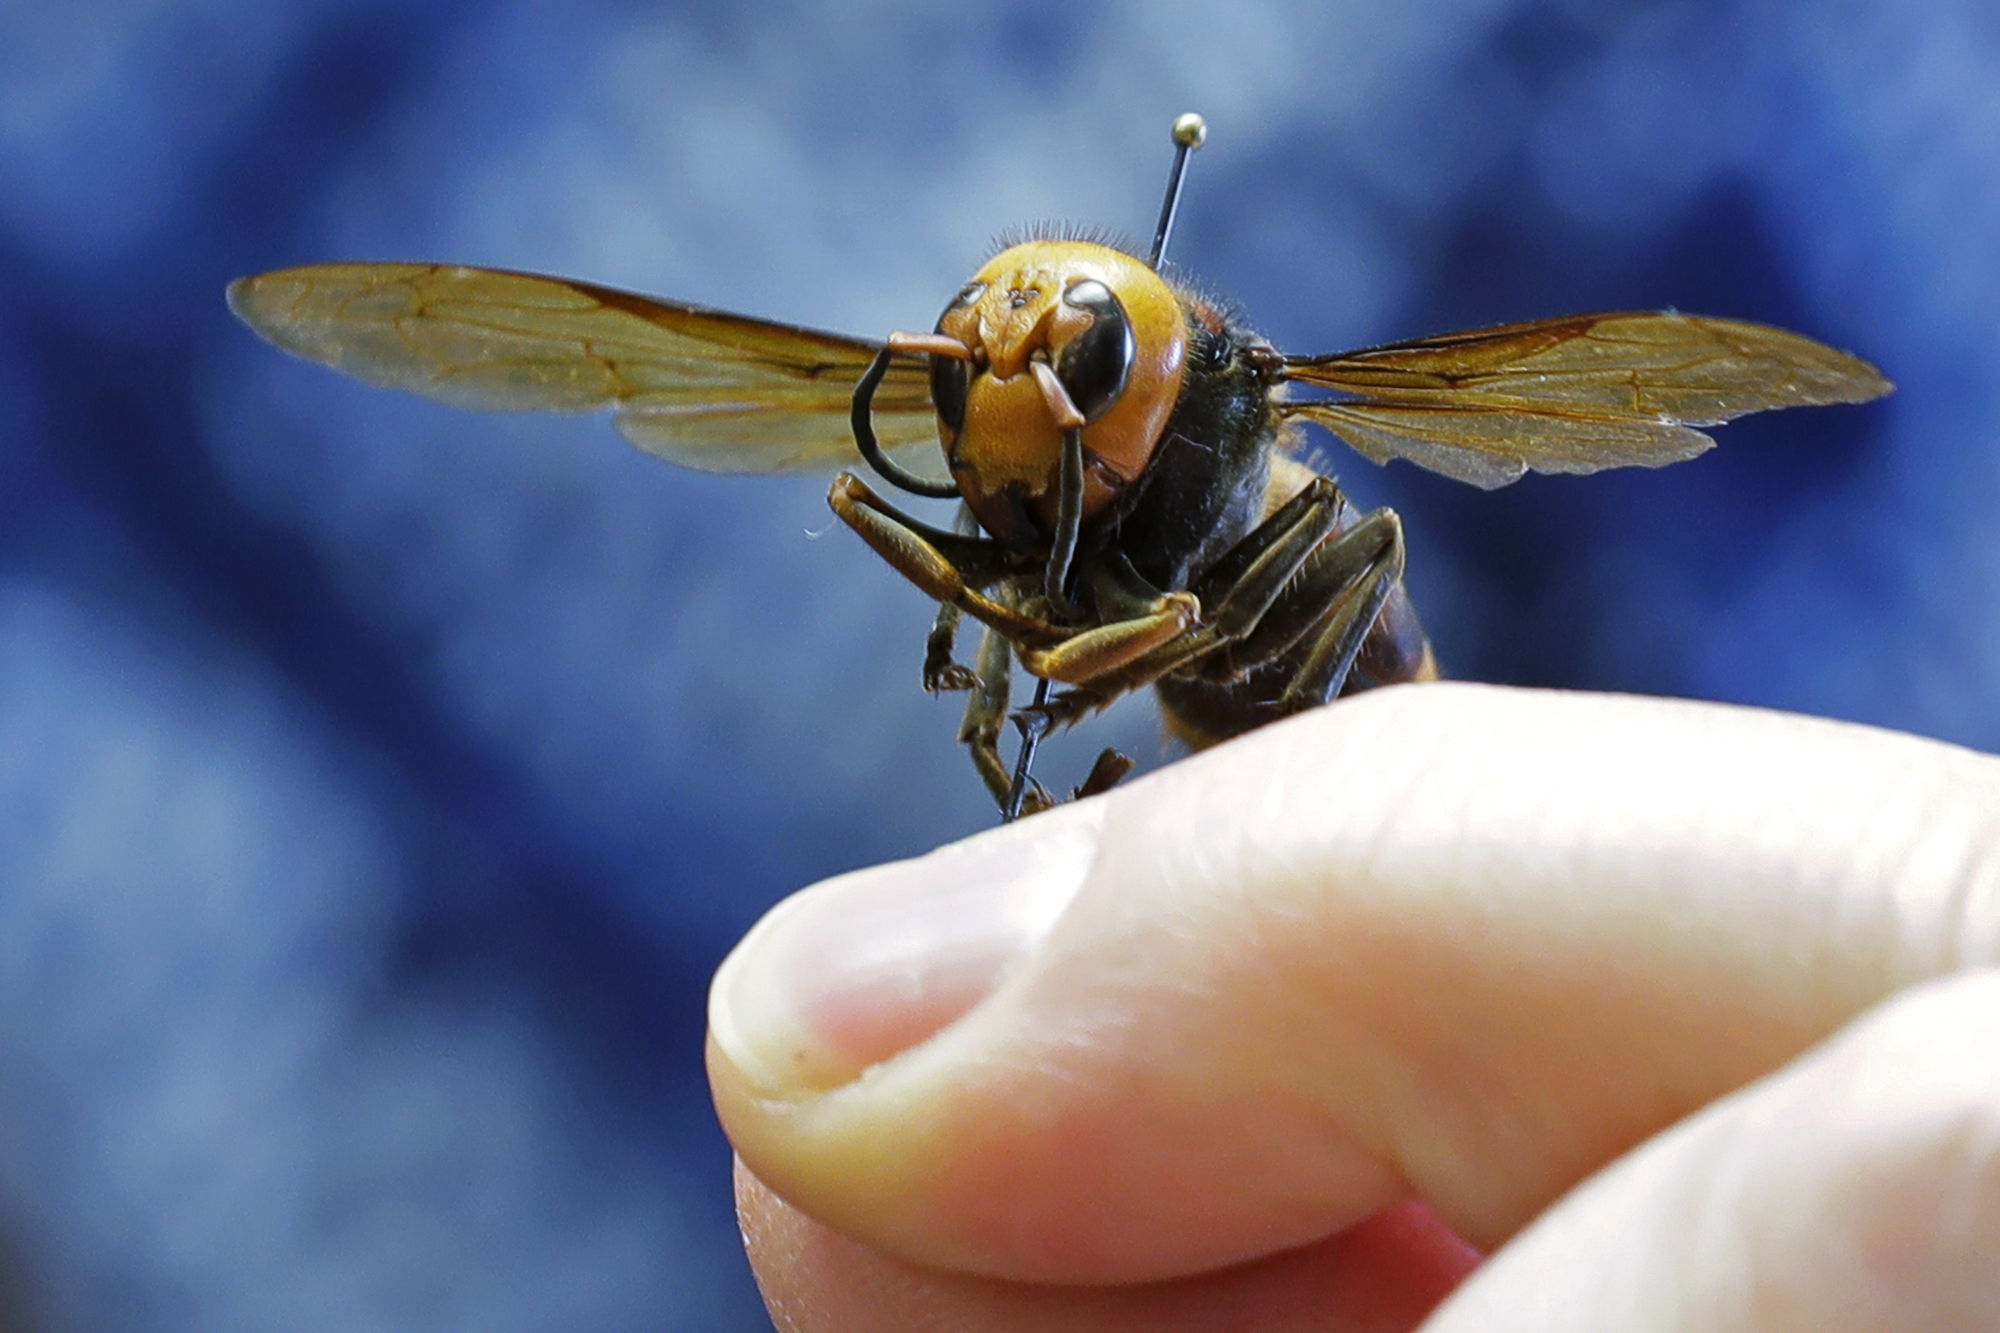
[{"xmin": 707, "ymin": 684, "xmax": 2000, "ymax": 1286}]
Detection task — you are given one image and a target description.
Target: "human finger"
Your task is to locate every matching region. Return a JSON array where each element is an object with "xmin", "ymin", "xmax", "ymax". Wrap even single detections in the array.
[
  {"xmin": 740, "ymin": 1168, "xmax": 1481, "ymax": 1333},
  {"xmin": 1422, "ymin": 969, "xmax": 2000, "ymax": 1332},
  {"xmin": 709, "ymin": 684, "xmax": 2000, "ymax": 1283}
]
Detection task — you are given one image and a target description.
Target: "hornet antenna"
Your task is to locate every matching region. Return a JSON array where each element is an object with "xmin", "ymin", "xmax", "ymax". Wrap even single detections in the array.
[{"xmin": 1147, "ymin": 112, "xmax": 1207, "ymax": 268}]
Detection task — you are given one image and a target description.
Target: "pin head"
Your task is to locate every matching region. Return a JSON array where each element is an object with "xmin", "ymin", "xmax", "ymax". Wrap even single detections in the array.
[{"xmin": 1148, "ymin": 112, "xmax": 1207, "ymax": 268}]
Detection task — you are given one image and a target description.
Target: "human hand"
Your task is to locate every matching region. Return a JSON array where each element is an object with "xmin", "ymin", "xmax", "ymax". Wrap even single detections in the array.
[{"xmin": 706, "ymin": 683, "xmax": 2000, "ymax": 1331}]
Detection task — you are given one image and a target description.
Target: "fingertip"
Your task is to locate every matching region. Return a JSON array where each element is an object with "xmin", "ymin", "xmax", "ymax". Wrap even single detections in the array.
[{"xmin": 708, "ymin": 803, "xmax": 1101, "ymax": 1096}]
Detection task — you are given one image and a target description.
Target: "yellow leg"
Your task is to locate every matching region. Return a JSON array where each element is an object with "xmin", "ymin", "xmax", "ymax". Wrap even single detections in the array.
[
  {"xmin": 1019, "ymin": 592, "xmax": 1199, "ymax": 683},
  {"xmin": 828, "ymin": 473, "xmax": 1062, "ymax": 648}
]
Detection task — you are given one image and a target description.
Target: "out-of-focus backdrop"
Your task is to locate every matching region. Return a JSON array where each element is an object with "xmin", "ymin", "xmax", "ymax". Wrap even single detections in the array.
[{"xmin": 0, "ymin": 0, "xmax": 1985, "ymax": 1327}]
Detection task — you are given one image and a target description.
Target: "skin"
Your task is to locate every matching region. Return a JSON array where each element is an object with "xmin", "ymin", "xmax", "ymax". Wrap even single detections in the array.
[{"xmin": 707, "ymin": 683, "xmax": 2000, "ymax": 1331}]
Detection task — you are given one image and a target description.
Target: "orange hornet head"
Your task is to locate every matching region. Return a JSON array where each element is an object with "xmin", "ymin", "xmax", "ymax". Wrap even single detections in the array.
[{"xmin": 927, "ymin": 240, "xmax": 1188, "ymax": 549}]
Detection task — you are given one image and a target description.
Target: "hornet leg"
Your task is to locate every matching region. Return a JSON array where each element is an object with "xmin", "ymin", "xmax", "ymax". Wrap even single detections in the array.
[
  {"xmin": 961, "ymin": 624, "xmax": 1053, "ymax": 816},
  {"xmin": 829, "ymin": 472, "xmax": 1061, "ymax": 649}
]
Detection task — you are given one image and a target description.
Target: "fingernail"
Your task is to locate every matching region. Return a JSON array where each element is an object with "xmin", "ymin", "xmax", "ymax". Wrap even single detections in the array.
[{"xmin": 710, "ymin": 806, "xmax": 1102, "ymax": 1096}]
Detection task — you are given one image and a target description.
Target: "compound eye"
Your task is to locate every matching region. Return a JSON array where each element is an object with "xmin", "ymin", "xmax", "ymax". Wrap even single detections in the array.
[
  {"xmin": 928, "ymin": 351, "xmax": 970, "ymax": 433},
  {"xmin": 929, "ymin": 282, "xmax": 986, "ymax": 432},
  {"xmin": 1055, "ymin": 278, "xmax": 1134, "ymax": 423}
]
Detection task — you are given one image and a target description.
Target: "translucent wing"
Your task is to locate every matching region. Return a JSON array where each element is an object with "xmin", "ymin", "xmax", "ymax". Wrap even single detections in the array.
[
  {"xmin": 226, "ymin": 262, "xmax": 942, "ymax": 476},
  {"xmin": 1281, "ymin": 312, "xmax": 1893, "ymax": 489}
]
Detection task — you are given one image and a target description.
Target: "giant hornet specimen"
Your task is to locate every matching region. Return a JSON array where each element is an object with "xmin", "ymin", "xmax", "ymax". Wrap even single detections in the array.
[{"xmin": 229, "ymin": 115, "xmax": 1891, "ymax": 819}]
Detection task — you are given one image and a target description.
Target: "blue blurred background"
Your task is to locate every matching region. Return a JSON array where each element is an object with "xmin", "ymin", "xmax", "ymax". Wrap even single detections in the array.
[{"xmin": 0, "ymin": 0, "xmax": 1987, "ymax": 1326}]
